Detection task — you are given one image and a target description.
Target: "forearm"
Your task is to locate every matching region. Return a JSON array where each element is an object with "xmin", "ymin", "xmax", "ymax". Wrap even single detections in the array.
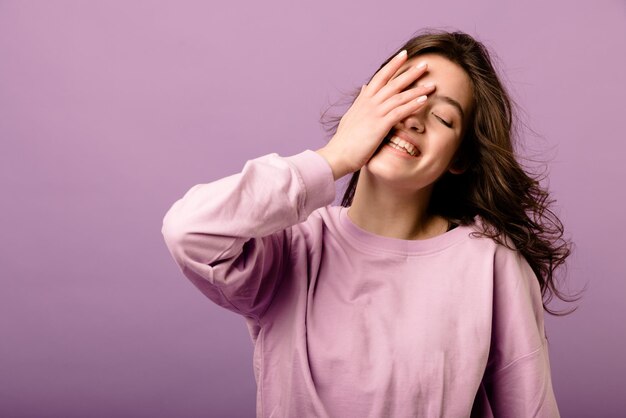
[{"xmin": 160, "ymin": 150, "xmax": 336, "ymax": 317}]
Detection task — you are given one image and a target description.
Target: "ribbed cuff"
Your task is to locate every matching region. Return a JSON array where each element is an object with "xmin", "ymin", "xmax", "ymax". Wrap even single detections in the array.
[{"xmin": 284, "ymin": 149, "xmax": 336, "ymax": 217}]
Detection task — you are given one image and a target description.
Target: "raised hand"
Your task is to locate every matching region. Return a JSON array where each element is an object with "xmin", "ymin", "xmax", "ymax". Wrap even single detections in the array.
[{"xmin": 316, "ymin": 50, "xmax": 435, "ymax": 180}]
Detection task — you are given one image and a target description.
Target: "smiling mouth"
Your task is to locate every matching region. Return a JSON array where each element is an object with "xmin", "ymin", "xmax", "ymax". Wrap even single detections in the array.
[
  {"xmin": 379, "ymin": 131, "xmax": 421, "ymax": 157},
  {"xmin": 388, "ymin": 136, "xmax": 419, "ymax": 156}
]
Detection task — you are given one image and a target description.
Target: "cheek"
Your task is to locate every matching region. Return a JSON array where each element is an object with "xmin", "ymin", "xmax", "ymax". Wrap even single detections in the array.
[
  {"xmin": 435, "ymin": 133, "xmax": 462, "ymax": 159},
  {"xmin": 432, "ymin": 137, "xmax": 463, "ymax": 171}
]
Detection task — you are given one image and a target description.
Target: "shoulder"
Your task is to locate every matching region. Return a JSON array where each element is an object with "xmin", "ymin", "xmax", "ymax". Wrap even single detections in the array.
[
  {"xmin": 467, "ymin": 216, "xmax": 524, "ymax": 255},
  {"xmin": 287, "ymin": 204, "xmax": 338, "ymax": 246},
  {"xmin": 473, "ymin": 218, "xmax": 541, "ymax": 302},
  {"xmin": 460, "ymin": 217, "xmax": 538, "ymax": 285}
]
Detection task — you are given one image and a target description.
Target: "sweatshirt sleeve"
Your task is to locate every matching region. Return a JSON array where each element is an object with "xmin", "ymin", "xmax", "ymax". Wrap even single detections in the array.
[
  {"xmin": 481, "ymin": 245, "xmax": 561, "ymax": 417},
  {"xmin": 160, "ymin": 150, "xmax": 336, "ymax": 321}
]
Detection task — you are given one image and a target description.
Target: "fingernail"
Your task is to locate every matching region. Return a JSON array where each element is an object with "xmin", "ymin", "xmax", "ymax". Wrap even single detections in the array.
[
  {"xmin": 416, "ymin": 95, "xmax": 427, "ymax": 103},
  {"xmin": 423, "ymin": 82, "xmax": 435, "ymax": 88},
  {"xmin": 397, "ymin": 50, "xmax": 407, "ymax": 58},
  {"xmin": 416, "ymin": 62, "xmax": 427, "ymax": 70}
]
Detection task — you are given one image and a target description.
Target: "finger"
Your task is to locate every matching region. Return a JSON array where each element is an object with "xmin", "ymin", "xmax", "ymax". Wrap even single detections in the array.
[
  {"xmin": 352, "ymin": 84, "xmax": 368, "ymax": 107},
  {"xmin": 364, "ymin": 50, "xmax": 409, "ymax": 96},
  {"xmin": 383, "ymin": 94, "xmax": 430, "ymax": 124},
  {"xmin": 377, "ymin": 63, "xmax": 429, "ymax": 103},
  {"xmin": 379, "ymin": 84, "xmax": 435, "ymax": 116}
]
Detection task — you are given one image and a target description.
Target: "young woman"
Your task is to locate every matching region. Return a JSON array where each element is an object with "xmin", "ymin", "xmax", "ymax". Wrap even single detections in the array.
[{"xmin": 162, "ymin": 30, "xmax": 575, "ymax": 417}]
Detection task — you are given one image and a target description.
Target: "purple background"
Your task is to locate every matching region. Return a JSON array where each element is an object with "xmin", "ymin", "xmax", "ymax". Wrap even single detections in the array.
[{"xmin": 1, "ymin": 1, "xmax": 625, "ymax": 417}]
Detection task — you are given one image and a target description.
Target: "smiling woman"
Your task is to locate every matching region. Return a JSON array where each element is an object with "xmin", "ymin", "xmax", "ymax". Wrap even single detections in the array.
[
  {"xmin": 323, "ymin": 32, "xmax": 575, "ymax": 308},
  {"xmin": 162, "ymin": 29, "xmax": 579, "ymax": 417},
  {"xmin": 357, "ymin": 52, "xmax": 475, "ymax": 230}
]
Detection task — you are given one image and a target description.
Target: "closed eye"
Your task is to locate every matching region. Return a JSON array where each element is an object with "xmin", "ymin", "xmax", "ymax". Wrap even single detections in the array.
[{"xmin": 432, "ymin": 112, "xmax": 453, "ymax": 128}]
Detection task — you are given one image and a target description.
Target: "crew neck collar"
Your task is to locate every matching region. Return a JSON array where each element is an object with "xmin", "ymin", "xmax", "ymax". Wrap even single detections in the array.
[{"xmin": 336, "ymin": 206, "xmax": 476, "ymax": 255}]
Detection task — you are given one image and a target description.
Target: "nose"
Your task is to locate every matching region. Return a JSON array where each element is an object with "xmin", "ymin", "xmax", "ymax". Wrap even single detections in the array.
[{"xmin": 400, "ymin": 113, "xmax": 425, "ymax": 133}]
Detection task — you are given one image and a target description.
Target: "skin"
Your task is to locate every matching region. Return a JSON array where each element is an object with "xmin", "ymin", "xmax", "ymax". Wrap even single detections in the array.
[{"xmin": 316, "ymin": 52, "xmax": 473, "ymax": 240}]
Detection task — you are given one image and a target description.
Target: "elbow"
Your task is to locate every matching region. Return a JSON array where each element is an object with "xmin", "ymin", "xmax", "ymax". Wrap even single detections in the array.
[{"xmin": 161, "ymin": 209, "xmax": 188, "ymax": 256}]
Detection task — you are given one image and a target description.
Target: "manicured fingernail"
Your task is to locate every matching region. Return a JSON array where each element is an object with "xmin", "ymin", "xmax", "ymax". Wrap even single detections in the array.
[
  {"xmin": 423, "ymin": 82, "xmax": 435, "ymax": 88},
  {"xmin": 416, "ymin": 62, "xmax": 427, "ymax": 70},
  {"xmin": 416, "ymin": 95, "xmax": 427, "ymax": 103},
  {"xmin": 397, "ymin": 50, "xmax": 407, "ymax": 58}
]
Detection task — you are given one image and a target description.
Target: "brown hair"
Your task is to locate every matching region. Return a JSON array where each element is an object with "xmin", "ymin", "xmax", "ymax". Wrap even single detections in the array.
[{"xmin": 320, "ymin": 29, "xmax": 584, "ymax": 316}]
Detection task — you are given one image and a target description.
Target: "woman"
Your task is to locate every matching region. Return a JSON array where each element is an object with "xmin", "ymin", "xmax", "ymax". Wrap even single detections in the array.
[{"xmin": 162, "ymin": 30, "xmax": 576, "ymax": 417}]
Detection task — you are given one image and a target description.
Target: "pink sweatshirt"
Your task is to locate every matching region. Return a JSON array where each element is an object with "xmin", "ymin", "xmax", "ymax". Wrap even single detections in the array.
[{"xmin": 161, "ymin": 149, "xmax": 560, "ymax": 418}]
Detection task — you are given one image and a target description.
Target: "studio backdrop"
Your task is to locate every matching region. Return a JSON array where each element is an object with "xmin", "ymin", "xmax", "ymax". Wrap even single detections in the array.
[{"xmin": 1, "ymin": 0, "xmax": 625, "ymax": 417}]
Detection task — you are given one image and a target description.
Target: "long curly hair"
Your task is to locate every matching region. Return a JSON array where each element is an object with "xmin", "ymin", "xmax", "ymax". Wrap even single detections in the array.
[{"xmin": 320, "ymin": 29, "xmax": 584, "ymax": 316}]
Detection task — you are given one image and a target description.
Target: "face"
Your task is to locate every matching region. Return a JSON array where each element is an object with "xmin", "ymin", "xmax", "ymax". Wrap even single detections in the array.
[{"xmin": 364, "ymin": 53, "xmax": 473, "ymax": 193}]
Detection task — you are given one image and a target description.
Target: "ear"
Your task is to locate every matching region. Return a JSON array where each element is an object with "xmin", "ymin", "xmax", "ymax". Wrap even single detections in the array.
[
  {"xmin": 448, "ymin": 155, "xmax": 469, "ymax": 175},
  {"xmin": 448, "ymin": 166, "xmax": 466, "ymax": 175}
]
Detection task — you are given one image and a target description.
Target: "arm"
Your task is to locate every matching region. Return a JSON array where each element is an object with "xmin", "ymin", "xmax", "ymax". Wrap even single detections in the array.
[
  {"xmin": 481, "ymin": 245, "xmax": 561, "ymax": 417},
  {"xmin": 161, "ymin": 150, "xmax": 335, "ymax": 321},
  {"xmin": 160, "ymin": 49, "xmax": 434, "ymax": 322}
]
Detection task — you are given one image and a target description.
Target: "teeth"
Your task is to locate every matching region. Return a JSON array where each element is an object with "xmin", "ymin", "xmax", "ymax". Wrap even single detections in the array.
[
  {"xmin": 388, "ymin": 142, "xmax": 417, "ymax": 156},
  {"xmin": 388, "ymin": 136, "xmax": 418, "ymax": 156}
]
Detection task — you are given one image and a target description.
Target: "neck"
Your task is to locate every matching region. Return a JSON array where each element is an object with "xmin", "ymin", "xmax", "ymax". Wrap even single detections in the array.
[{"xmin": 347, "ymin": 169, "xmax": 448, "ymax": 240}]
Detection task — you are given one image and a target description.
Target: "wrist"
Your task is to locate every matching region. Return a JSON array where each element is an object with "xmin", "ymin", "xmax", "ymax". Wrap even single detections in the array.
[{"xmin": 315, "ymin": 147, "xmax": 351, "ymax": 180}]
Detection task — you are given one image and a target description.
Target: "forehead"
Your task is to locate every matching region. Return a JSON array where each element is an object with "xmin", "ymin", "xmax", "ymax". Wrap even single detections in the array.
[{"xmin": 394, "ymin": 53, "xmax": 473, "ymax": 115}]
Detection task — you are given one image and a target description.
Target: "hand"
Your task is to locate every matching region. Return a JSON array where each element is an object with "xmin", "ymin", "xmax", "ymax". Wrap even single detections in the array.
[{"xmin": 316, "ymin": 50, "xmax": 435, "ymax": 180}]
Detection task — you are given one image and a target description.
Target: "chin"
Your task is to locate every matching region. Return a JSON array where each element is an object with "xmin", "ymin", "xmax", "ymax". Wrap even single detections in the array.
[
  {"xmin": 364, "ymin": 160, "xmax": 414, "ymax": 188},
  {"xmin": 365, "ymin": 156, "xmax": 441, "ymax": 192}
]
